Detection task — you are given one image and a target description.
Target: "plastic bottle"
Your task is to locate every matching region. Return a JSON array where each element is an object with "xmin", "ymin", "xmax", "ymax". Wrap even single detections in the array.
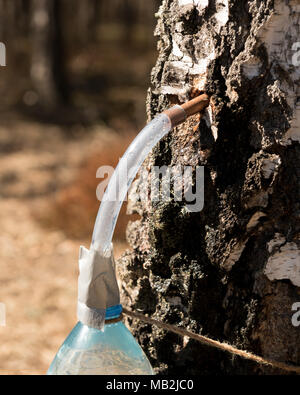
[{"xmin": 47, "ymin": 305, "xmax": 154, "ymax": 375}]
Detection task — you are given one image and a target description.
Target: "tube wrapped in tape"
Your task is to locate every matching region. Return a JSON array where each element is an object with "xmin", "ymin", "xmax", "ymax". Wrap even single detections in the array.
[{"xmin": 77, "ymin": 245, "xmax": 120, "ymax": 330}]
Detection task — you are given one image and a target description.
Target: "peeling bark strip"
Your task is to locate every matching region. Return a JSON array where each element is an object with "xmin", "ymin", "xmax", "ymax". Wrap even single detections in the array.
[
  {"xmin": 118, "ymin": 0, "xmax": 300, "ymax": 374},
  {"xmin": 265, "ymin": 237, "xmax": 300, "ymax": 287}
]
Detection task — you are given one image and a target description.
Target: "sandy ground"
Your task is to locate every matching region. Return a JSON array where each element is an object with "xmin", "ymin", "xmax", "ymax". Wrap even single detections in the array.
[{"xmin": 0, "ymin": 121, "xmax": 128, "ymax": 375}]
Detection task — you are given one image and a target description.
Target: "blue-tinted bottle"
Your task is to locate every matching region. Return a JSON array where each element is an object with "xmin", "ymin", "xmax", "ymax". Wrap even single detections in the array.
[{"xmin": 47, "ymin": 305, "xmax": 154, "ymax": 375}]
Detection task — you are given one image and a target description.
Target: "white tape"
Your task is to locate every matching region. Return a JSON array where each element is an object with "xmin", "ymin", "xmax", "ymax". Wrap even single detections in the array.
[{"xmin": 77, "ymin": 245, "xmax": 120, "ymax": 330}]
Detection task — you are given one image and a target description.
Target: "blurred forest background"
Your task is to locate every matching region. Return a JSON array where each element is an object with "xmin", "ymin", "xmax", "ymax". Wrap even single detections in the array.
[{"xmin": 0, "ymin": 0, "xmax": 160, "ymax": 374}]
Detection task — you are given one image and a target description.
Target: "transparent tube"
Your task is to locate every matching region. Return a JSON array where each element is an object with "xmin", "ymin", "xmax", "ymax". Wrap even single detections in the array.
[{"xmin": 91, "ymin": 113, "xmax": 172, "ymax": 255}]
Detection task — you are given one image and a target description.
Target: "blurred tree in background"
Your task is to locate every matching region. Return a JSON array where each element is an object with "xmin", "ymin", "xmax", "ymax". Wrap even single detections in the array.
[
  {"xmin": 31, "ymin": 0, "xmax": 67, "ymax": 110},
  {"xmin": 0, "ymin": 0, "xmax": 161, "ymax": 246},
  {"xmin": 0, "ymin": 0, "xmax": 161, "ymax": 127}
]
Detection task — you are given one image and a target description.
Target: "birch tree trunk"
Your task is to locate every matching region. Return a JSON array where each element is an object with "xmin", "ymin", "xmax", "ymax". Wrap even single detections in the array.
[{"xmin": 119, "ymin": 0, "xmax": 300, "ymax": 375}]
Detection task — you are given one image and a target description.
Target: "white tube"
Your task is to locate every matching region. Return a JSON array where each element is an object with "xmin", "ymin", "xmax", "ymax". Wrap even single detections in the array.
[{"xmin": 91, "ymin": 113, "xmax": 172, "ymax": 255}]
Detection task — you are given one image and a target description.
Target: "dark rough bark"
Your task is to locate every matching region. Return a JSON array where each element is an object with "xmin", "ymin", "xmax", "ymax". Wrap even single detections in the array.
[{"xmin": 118, "ymin": 0, "xmax": 300, "ymax": 375}]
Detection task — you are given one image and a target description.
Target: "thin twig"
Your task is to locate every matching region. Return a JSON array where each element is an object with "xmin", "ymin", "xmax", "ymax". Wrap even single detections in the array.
[{"xmin": 123, "ymin": 307, "xmax": 300, "ymax": 374}]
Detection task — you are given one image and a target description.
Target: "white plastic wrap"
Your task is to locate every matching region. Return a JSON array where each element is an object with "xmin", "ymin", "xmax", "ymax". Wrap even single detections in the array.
[{"xmin": 77, "ymin": 245, "xmax": 120, "ymax": 330}]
